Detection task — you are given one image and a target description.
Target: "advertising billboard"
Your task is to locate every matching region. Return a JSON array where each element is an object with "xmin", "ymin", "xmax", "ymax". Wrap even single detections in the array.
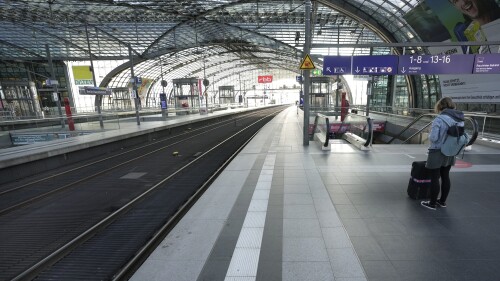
[{"xmin": 405, "ymin": 0, "xmax": 500, "ymax": 103}]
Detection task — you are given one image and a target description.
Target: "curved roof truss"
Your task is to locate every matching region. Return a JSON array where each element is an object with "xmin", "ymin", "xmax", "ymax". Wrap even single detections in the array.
[{"xmin": 0, "ymin": 0, "xmax": 427, "ymax": 94}]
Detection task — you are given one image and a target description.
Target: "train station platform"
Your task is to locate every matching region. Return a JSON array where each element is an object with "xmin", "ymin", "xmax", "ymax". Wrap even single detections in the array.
[{"xmin": 131, "ymin": 106, "xmax": 500, "ymax": 281}]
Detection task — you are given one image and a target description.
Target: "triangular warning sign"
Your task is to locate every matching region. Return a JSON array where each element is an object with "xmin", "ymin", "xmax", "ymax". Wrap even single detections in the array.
[{"xmin": 299, "ymin": 54, "xmax": 315, "ymax": 70}]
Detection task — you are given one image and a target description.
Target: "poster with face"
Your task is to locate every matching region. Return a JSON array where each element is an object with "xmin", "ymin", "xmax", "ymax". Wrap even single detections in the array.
[
  {"xmin": 404, "ymin": 0, "xmax": 500, "ymax": 103},
  {"xmin": 427, "ymin": 0, "xmax": 500, "ymax": 54}
]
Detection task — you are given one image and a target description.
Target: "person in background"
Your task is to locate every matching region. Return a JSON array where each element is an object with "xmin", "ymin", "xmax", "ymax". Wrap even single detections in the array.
[{"xmin": 421, "ymin": 97, "xmax": 465, "ymax": 210}]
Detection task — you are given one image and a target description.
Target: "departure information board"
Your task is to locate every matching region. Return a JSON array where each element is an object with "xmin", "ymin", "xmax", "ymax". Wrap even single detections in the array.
[
  {"xmin": 398, "ymin": 55, "xmax": 475, "ymax": 74},
  {"xmin": 352, "ymin": 55, "xmax": 398, "ymax": 75},
  {"xmin": 322, "ymin": 54, "xmax": 500, "ymax": 75},
  {"xmin": 323, "ymin": 56, "xmax": 351, "ymax": 75}
]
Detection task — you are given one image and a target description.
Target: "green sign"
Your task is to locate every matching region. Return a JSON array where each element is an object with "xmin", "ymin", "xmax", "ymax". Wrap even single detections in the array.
[{"xmin": 311, "ymin": 69, "xmax": 322, "ymax": 76}]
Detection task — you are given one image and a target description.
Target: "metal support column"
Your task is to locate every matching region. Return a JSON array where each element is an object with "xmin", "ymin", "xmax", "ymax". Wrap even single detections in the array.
[
  {"xmin": 302, "ymin": 0, "xmax": 312, "ymax": 146},
  {"xmin": 367, "ymin": 76, "xmax": 373, "ymax": 117},
  {"xmin": 86, "ymin": 24, "xmax": 104, "ymax": 128},
  {"xmin": 45, "ymin": 44, "xmax": 65, "ymax": 128},
  {"xmin": 129, "ymin": 44, "xmax": 140, "ymax": 125}
]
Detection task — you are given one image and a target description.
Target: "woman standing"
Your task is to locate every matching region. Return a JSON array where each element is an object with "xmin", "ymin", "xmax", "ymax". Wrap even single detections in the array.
[{"xmin": 421, "ymin": 97, "xmax": 465, "ymax": 210}]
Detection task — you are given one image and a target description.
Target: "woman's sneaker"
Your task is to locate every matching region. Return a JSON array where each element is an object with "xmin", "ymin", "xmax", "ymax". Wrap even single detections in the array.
[
  {"xmin": 436, "ymin": 200, "xmax": 447, "ymax": 208},
  {"xmin": 421, "ymin": 201, "xmax": 437, "ymax": 210}
]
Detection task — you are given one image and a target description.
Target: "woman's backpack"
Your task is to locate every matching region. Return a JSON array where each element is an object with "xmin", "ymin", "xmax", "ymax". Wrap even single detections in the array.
[{"xmin": 437, "ymin": 116, "xmax": 469, "ymax": 157}]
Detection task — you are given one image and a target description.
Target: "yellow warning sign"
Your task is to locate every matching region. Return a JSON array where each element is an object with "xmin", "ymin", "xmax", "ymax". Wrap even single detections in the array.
[{"xmin": 299, "ymin": 54, "xmax": 315, "ymax": 70}]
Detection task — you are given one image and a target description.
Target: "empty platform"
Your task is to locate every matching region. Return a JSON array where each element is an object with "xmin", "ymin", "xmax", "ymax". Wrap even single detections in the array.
[{"xmin": 131, "ymin": 106, "xmax": 500, "ymax": 281}]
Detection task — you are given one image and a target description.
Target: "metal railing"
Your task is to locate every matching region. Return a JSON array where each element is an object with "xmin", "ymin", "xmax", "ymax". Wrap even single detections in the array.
[
  {"xmin": 311, "ymin": 113, "xmax": 331, "ymax": 148},
  {"xmin": 303, "ymin": 106, "xmax": 493, "ymax": 147},
  {"xmin": 337, "ymin": 113, "xmax": 373, "ymax": 147},
  {"xmin": 387, "ymin": 113, "xmax": 479, "ymax": 145},
  {"xmin": 465, "ymin": 113, "xmax": 500, "ymax": 141}
]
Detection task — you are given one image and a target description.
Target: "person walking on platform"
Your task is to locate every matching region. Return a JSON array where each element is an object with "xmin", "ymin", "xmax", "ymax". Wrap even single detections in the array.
[{"xmin": 421, "ymin": 97, "xmax": 465, "ymax": 210}]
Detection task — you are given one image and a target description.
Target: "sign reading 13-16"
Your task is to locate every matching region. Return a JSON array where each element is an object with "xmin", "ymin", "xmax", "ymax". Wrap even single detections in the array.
[{"xmin": 398, "ymin": 55, "xmax": 475, "ymax": 75}]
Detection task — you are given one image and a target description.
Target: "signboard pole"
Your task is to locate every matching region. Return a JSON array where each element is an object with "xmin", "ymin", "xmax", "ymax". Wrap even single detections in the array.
[
  {"xmin": 129, "ymin": 44, "xmax": 140, "ymax": 125},
  {"xmin": 302, "ymin": 0, "xmax": 311, "ymax": 146},
  {"xmin": 45, "ymin": 44, "xmax": 65, "ymax": 129},
  {"xmin": 335, "ymin": 76, "xmax": 340, "ymax": 118},
  {"xmin": 366, "ymin": 76, "xmax": 374, "ymax": 117},
  {"xmin": 203, "ymin": 78, "xmax": 209, "ymax": 114},
  {"xmin": 160, "ymin": 58, "xmax": 167, "ymax": 119},
  {"xmin": 85, "ymin": 24, "xmax": 104, "ymax": 129}
]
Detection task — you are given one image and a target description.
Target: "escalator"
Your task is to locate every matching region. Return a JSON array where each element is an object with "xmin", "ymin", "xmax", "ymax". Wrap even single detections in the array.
[
  {"xmin": 309, "ymin": 112, "xmax": 479, "ymax": 149},
  {"xmin": 310, "ymin": 113, "xmax": 374, "ymax": 149}
]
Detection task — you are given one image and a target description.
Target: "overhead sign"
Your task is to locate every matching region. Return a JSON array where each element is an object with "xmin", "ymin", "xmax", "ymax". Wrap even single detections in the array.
[
  {"xmin": 82, "ymin": 86, "xmax": 112, "ymax": 95},
  {"xmin": 323, "ymin": 56, "xmax": 351, "ymax": 75},
  {"xmin": 352, "ymin": 55, "xmax": 398, "ymax": 75},
  {"xmin": 299, "ymin": 54, "xmax": 315, "ymax": 70},
  {"xmin": 398, "ymin": 55, "xmax": 475, "ymax": 74},
  {"xmin": 258, "ymin": 75, "xmax": 273, "ymax": 83},
  {"xmin": 322, "ymin": 54, "xmax": 500, "ymax": 76},
  {"xmin": 473, "ymin": 54, "xmax": 500, "ymax": 74}
]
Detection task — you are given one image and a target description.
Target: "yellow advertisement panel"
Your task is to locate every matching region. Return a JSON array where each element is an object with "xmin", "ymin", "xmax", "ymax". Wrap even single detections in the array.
[{"xmin": 72, "ymin": 66, "xmax": 93, "ymax": 85}]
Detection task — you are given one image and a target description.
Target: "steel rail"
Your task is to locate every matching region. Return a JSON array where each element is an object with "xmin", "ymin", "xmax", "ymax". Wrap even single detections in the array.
[
  {"xmin": 112, "ymin": 110, "xmax": 280, "ymax": 280},
  {"xmin": 10, "ymin": 107, "xmax": 283, "ymax": 281},
  {"xmin": 0, "ymin": 110, "xmax": 262, "ymax": 194}
]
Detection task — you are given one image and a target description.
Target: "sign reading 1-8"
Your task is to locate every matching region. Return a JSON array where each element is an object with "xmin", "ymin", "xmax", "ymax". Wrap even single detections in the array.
[
  {"xmin": 409, "ymin": 55, "xmax": 452, "ymax": 64},
  {"xmin": 398, "ymin": 54, "xmax": 475, "ymax": 75}
]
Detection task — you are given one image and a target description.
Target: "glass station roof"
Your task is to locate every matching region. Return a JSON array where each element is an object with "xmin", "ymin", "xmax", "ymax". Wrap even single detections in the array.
[{"xmin": 0, "ymin": 0, "xmax": 424, "ymax": 90}]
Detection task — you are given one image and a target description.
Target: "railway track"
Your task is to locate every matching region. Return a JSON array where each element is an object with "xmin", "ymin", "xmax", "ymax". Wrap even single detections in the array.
[
  {"xmin": 0, "ymin": 109, "xmax": 269, "ymax": 215},
  {"xmin": 0, "ymin": 106, "xmax": 287, "ymax": 281}
]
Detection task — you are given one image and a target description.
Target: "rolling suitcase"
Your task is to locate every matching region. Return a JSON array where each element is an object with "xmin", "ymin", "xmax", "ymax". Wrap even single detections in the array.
[{"xmin": 407, "ymin": 161, "xmax": 431, "ymax": 199}]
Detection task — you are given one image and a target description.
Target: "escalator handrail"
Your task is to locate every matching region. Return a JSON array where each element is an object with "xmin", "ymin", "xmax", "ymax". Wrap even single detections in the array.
[
  {"xmin": 387, "ymin": 113, "xmax": 434, "ymax": 144},
  {"xmin": 390, "ymin": 113, "xmax": 479, "ymax": 145},
  {"xmin": 465, "ymin": 116, "xmax": 479, "ymax": 146},
  {"xmin": 324, "ymin": 116, "xmax": 330, "ymax": 147},
  {"xmin": 310, "ymin": 114, "xmax": 319, "ymax": 141},
  {"xmin": 311, "ymin": 113, "xmax": 331, "ymax": 147},
  {"xmin": 334, "ymin": 113, "xmax": 373, "ymax": 147},
  {"xmin": 364, "ymin": 117, "xmax": 373, "ymax": 147}
]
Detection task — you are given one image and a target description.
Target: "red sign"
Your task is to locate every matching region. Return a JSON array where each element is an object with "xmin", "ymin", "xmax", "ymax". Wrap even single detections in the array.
[
  {"xmin": 372, "ymin": 121, "xmax": 386, "ymax": 133},
  {"xmin": 455, "ymin": 159, "xmax": 473, "ymax": 168},
  {"xmin": 258, "ymin": 75, "xmax": 273, "ymax": 83}
]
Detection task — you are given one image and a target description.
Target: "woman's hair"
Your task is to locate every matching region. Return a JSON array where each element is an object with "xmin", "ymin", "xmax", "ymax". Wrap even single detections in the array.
[
  {"xmin": 459, "ymin": 0, "xmax": 500, "ymax": 23},
  {"xmin": 435, "ymin": 97, "xmax": 456, "ymax": 113}
]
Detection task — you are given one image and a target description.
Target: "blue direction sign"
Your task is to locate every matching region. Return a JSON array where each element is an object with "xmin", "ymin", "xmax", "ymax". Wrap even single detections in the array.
[
  {"xmin": 473, "ymin": 54, "xmax": 500, "ymax": 74},
  {"xmin": 323, "ymin": 56, "xmax": 351, "ymax": 75},
  {"xmin": 398, "ymin": 55, "xmax": 474, "ymax": 74},
  {"xmin": 83, "ymin": 86, "xmax": 112, "ymax": 95},
  {"xmin": 160, "ymin": 93, "xmax": 167, "ymax": 109},
  {"xmin": 352, "ymin": 55, "xmax": 398, "ymax": 75}
]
